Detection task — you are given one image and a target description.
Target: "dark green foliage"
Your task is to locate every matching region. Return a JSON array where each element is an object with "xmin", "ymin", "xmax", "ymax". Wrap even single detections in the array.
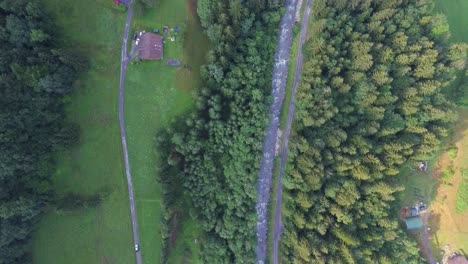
[
  {"xmin": 0, "ymin": 0, "xmax": 80, "ymax": 262},
  {"xmin": 281, "ymin": 0, "xmax": 457, "ymax": 263},
  {"xmin": 165, "ymin": 1, "xmax": 283, "ymax": 262}
]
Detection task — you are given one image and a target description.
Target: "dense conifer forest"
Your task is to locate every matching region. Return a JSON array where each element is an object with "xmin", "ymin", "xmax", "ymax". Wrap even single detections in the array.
[
  {"xmin": 0, "ymin": 0, "xmax": 81, "ymax": 262},
  {"xmin": 162, "ymin": 0, "xmax": 284, "ymax": 262},
  {"xmin": 280, "ymin": 0, "xmax": 463, "ymax": 263}
]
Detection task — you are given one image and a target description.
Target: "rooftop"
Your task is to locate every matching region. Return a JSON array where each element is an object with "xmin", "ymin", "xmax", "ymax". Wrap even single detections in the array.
[
  {"xmin": 138, "ymin": 32, "xmax": 163, "ymax": 60},
  {"xmin": 448, "ymin": 254, "xmax": 468, "ymax": 264},
  {"xmin": 404, "ymin": 216, "xmax": 423, "ymax": 230}
]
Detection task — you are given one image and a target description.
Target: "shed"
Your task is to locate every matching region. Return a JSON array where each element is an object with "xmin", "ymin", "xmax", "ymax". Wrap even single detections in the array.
[
  {"xmin": 405, "ymin": 216, "xmax": 423, "ymax": 230},
  {"xmin": 138, "ymin": 32, "xmax": 163, "ymax": 60}
]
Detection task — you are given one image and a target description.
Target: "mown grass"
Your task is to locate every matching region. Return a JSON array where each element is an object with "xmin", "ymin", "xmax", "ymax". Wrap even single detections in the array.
[
  {"xmin": 32, "ymin": 0, "xmax": 134, "ymax": 263},
  {"xmin": 126, "ymin": 0, "xmax": 208, "ymax": 263}
]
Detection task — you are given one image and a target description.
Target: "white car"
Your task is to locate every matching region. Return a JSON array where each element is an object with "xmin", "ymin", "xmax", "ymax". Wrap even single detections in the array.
[{"xmin": 135, "ymin": 244, "xmax": 140, "ymax": 252}]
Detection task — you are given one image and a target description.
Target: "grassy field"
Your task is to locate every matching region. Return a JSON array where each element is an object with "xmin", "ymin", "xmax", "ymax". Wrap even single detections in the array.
[
  {"xmin": 33, "ymin": 0, "xmax": 207, "ymax": 263},
  {"xmin": 429, "ymin": 110, "xmax": 468, "ymax": 258},
  {"xmin": 125, "ymin": 0, "xmax": 208, "ymax": 263},
  {"xmin": 456, "ymin": 169, "xmax": 468, "ymax": 212},
  {"xmin": 426, "ymin": 0, "xmax": 468, "ymax": 259},
  {"xmin": 32, "ymin": 0, "xmax": 134, "ymax": 263}
]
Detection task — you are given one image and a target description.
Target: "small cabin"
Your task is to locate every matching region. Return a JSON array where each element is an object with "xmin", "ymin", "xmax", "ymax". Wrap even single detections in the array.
[
  {"xmin": 138, "ymin": 32, "xmax": 163, "ymax": 60},
  {"xmin": 405, "ymin": 216, "xmax": 423, "ymax": 230}
]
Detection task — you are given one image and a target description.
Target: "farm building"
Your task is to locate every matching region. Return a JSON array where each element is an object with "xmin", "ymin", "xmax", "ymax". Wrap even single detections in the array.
[
  {"xmin": 138, "ymin": 32, "xmax": 163, "ymax": 60},
  {"xmin": 404, "ymin": 216, "xmax": 423, "ymax": 230}
]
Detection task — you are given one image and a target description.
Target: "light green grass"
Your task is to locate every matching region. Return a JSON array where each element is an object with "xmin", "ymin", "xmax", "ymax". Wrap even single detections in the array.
[
  {"xmin": 441, "ymin": 164, "xmax": 456, "ymax": 184},
  {"xmin": 126, "ymin": 1, "xmax": 208, "ymax": 263},
  {"xmin": 447, "ymin": 144, "xmax": 459, "ymax": 160},
  {"xmin": 434, "ymin": 0, "xmax": 468, "ymax": 43},
  {"xmin": 456, "ymin": 169, "xmax": 468, "ymax": 213},
  {"xmin": 32, "ymin": 0, "xmax": 134, "ymax": 263}
]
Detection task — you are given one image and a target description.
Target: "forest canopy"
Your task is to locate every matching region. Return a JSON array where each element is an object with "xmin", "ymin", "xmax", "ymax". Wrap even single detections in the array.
[
  {"xmin": 281, "ymin": 0, "xmax": 457, "ymax": 263},
  {"xmin": 162, "ymin": 0, "xmax": 284, "ymax": 263},
  {"xmin": 0, "ymin": 0, "xmax": 81, "ymax": 263}
]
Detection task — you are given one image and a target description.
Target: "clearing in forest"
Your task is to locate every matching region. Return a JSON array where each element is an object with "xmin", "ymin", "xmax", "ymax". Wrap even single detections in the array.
[
  {"xmin": 403, "ymin": 0, "xmax": 468, "ymax": 261},
  {"xmin": 32, "ymin": 0, "xmax": 134, "ymax": 263},
  {"xmin": 33, "ymin": 0, "xmax": 207, "ymax": 263},
  {"xmin": 427, "ymin": 0, "xmax": 468, "ymax": 259},
  {"xmin": 429, "ymin": 109, "xmax": 468, "ymax": 258},
  {"xmin": 124, "ymin": 0, "xmax": 208, "ymax": 263}
]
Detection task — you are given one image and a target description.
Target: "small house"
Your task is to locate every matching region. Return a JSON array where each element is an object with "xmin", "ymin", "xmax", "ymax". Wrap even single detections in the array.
[
  {"xmin": 405, "ymin": 216, "xmax": 423, "ymax": 230},
  {"xmin": 138, "ymin": 32, "xmax": 163, "ymax": 60}
]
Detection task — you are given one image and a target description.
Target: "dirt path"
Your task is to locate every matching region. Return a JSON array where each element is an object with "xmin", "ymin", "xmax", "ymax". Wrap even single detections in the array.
[
  {"xmin": 421, "ymin": 211, "xmax": 438, "ymax": 264},
  {"xmin": 255, "ymin": 1, "xmax": 298, "ymax": 263},
  {"xmin": 271, "ymin": 0, "xmax": 312, "ymax": 263},
  {"xmin": 118, "ymin": 2, "xmax": 143, "ymax": 264}
]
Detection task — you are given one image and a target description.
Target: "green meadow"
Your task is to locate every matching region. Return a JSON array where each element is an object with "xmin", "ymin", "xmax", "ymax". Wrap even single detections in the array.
[{"xmin": 33, "ymin": 0, "xmax": 208, "ymax": 263}]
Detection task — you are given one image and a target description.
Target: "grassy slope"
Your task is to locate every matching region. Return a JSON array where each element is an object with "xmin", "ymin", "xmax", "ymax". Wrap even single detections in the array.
[
  {"xmin": 421, "ymin": 0, "xmax": 468, "ymax": 259},
  {"xmin": 32, "ymin": 1, "xmax": 134, "ymax": 263},
  {"xmin": 126, "ymin": 0, "xmax": 208, "ymax": 263},
  {"xmin": 33, "ymin": 0, "xmax": 208, "ymax": 263}
]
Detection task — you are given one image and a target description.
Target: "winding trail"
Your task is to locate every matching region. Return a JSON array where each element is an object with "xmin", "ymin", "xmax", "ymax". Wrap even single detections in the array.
[
  {"xmin": 117, "ymin": 2, "xmax": 142, "ymax": 264},
  {"xmin": 255, "ymin": 0, "xmax": 297, "ymax": 263},
  {"xmin": 272, "ymin": 0, "xmax": 312, "ymax": 263}
]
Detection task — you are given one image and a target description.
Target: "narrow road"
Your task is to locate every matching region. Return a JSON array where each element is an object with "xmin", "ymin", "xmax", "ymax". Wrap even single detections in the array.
[
  {"xmin": 255, "ymin": 1, "xmax": 298, "ymax": 263},
  {"xmin": 421, "ymin": 212, "xmax": 438, "ymax": 264},
  {"xmin": 117, "ymin": 2, "xmax": 142, "ymax": 264},
  {"xmin": 272, "ymin": 0, "xmax": 312, "ymax": 263}
]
